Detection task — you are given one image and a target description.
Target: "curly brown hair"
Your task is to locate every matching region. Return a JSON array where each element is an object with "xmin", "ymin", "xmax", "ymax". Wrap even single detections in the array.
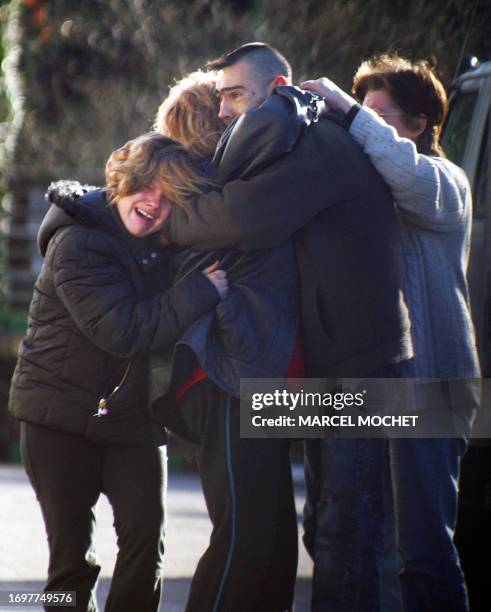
[
  {"xmin": 353, "ymin": 54, "xmax": 448, "ymax": 157},
  {"xmin": 105, "ymin": 132, "xmax": 210, "ymax": 211}
]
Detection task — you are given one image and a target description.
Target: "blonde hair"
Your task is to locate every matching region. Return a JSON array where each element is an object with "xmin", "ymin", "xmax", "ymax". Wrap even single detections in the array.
[
  {"xmin": 155, "ymin": 70, "xmax": 226, "ymax": 160},
  {"xmin": 105, "ymin": 132, "xmax": 209, "ymax": 211}
]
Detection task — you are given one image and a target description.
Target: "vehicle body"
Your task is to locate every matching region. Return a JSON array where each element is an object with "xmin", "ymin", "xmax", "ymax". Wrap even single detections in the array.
[
  {"xmin": 442, "ymin": 59, "xmax": 491, "ymax": 373},
  {"xmin": 442, "ymin": 58, "xmax": 491, "ymax": 612}
]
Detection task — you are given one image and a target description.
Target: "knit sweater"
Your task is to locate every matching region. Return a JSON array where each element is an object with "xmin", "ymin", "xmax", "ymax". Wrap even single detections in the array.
[{"xmin": 349, "ymin": 106, "xmax": 480, "ymax": 378}]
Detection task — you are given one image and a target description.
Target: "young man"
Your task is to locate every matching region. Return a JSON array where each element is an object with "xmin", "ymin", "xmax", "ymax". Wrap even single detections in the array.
[
  {"xmin": 163, "ymin": 43, "xmax": 413, "ymax": 612},
  {"xmin": 165, "ymin": 42, "xmax": 412, "ymax": 379},
  {"xmin": 214, "ymin": 43, "xmax": 291, "ymax": 122}
]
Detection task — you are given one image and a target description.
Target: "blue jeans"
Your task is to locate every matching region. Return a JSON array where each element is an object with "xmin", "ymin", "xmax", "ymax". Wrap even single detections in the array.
[{"xmin": 304, "ymin": 436, "xmax": 470, "ymax": 612}]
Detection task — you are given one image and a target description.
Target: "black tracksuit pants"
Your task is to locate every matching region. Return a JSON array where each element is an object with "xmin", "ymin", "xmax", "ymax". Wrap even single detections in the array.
[
  {"xmin": 163, "ymin": 379, "xmax": 298, "ymax": 612},
  {"xmin": 20, "ymin": 422, "xmax": 166, "ymax": 612}
]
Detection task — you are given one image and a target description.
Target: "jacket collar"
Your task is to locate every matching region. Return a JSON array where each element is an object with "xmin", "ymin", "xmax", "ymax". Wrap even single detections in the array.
[{"xmin": 212, "ymin": 85, "xmax": 327, "ymax": 184}]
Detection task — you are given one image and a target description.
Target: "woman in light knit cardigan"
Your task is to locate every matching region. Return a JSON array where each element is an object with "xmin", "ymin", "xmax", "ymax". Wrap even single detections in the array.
[{"xmin": 302, "ymin": 55, "xmax": 480, "ymax": 612}]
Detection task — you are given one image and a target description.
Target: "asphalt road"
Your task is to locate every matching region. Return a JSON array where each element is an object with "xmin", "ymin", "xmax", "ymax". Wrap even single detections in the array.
[{"xmin": 0, "ymin": 463, "xmax": 312, "ymax": 611}]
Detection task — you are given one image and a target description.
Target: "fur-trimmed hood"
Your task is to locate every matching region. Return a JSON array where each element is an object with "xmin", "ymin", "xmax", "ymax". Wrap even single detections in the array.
[{"xmin": 37, "ymin": 181, "xmax": 106, "ymax": 256}]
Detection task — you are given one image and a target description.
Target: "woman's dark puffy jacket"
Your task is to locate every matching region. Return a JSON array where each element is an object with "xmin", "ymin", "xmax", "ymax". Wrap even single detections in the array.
[{"xmin": 8, "ymin": 184, "xmax": 220, "ymax": 445}]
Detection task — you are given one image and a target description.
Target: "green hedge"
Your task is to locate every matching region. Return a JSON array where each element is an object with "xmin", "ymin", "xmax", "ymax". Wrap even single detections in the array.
[
  {"xmin": 1, "ymin": 0, "xmax": 490, "ymax": 178},
  {"xmin": 0, "ymin": 303, "xmax": 26, "ymax": 333}
]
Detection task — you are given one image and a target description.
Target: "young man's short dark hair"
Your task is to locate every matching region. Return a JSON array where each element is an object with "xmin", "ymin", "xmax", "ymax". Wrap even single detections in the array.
[{"xmin": 208, "ymin": 42, "xmax": 292, "ymax": 84}]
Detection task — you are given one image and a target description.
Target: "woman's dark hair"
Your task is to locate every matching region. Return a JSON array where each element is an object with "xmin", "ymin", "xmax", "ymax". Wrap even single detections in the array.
[{"xmin": 353, "ymin": 54, "xmax": 448, "ymax": 156}]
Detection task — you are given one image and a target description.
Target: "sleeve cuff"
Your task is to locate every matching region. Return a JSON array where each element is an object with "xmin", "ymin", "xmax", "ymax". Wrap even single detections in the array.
[
  {"xmin": 344, "ymin": 103, "xmax": 361, "ymax": 129},
  {"xmin": 176, "ymin": 268, "xmax": 222, "ymax": 312}
]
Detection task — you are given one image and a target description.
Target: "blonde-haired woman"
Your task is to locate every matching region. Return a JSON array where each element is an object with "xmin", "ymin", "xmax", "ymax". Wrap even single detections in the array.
[
  {"xmin": 148, "ymin": 73, "xmax": 301, "ymax": 612},
  {"xmin": 155, "ymin": 70, "xmax": 225, "ymax": 161},
  {"xmin": 9, "ymin": 133, "xmax": 227, "ymax": 612}
]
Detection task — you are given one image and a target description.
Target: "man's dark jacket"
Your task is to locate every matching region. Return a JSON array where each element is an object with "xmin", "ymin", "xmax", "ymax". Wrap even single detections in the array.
[
  {"xmin": 8, "ymin": 184, "xmax": 220, "ymax": 445},
  {"xmin": 165, "ymin": 87, "xmax": 413, "ymax": 377}
]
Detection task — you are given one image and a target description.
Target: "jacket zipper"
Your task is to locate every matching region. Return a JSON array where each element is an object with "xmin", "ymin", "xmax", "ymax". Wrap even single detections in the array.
[{"xmin": 93, "ymin": 363, "xmax": 132, "ymax": 417}]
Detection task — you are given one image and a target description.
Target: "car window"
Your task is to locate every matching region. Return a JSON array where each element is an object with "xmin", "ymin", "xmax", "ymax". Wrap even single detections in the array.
[
  {"xmin": 442, "ymin": 92, "xmax": 478, "ymax": 167},
  {"xmin": 473, "ymin": 116, "xmax": 489, "ymax": 219}
]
